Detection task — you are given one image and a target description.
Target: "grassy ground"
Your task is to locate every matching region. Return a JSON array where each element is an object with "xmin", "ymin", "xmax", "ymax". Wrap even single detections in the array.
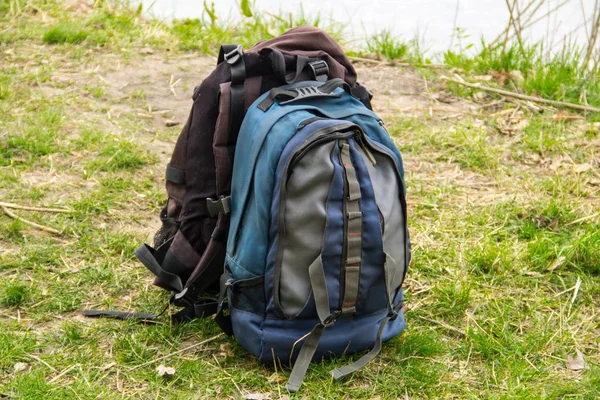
[{"xmin": 1, "ymin": 1, "xmax": 600, "ymax": 399}]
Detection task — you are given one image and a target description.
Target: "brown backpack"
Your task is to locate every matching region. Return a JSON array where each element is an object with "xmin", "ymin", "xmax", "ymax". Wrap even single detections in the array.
[{"xmin": 87, "ymin": 27, "xmax": 372, "ymax": 323}]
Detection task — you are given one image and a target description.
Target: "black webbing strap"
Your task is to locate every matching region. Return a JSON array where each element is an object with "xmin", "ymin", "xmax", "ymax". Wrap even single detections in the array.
[
  {"xmin": 171, "ymin": 297, "xmax": 219, "ymax": 324},
  {"xmin": 82, "ymin": 303, "xmax": 169, "ymax": 323},
  {"xmin": 350, "ymin": 83, "xmax": 374, "ymax": 110},
  {"xmin": 287, "ymin": 55, "xmax": 309, "ymax": 83},
  {"xmin": 82, "ymin": 310, "xmax": 158, "ymax": 321},
  {"xmin": 135, "ymin": 244, "xmax": 184, "ymax": 293},
  {"xmin": 269, "ymin": 50, "xmax": 311, "ymax": 84},
  {"xmin": 219, "ymin": 44, "xmax": 246, "ymax": 141},
  {"xmin": 165, "ymin": 164, "xmax": 185, "ymax": 185}
]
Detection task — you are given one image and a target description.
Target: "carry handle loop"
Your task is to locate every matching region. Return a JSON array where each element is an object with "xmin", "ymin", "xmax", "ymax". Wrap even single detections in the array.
[
  {"xmin": 257, "ymin": 78, "xmax": 352, "ymax": 111},
  {"xmin": 269, "ymin": 49, "xmax": 312, "ymax": 84}
]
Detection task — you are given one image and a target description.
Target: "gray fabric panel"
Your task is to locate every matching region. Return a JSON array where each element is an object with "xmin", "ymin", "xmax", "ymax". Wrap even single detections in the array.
[
  {"xmin": 362, "ymin": 151, "xmax": 406, "ymax": 299},
  {"xmin": 280, "ymin": 142, "xmax": 336, "ymax": 317}
]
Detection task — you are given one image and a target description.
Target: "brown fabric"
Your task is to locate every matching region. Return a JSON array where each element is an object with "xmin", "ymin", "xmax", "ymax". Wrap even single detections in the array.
[
  {"xmin": 213, "ymin": 76, "xmax": 264, "ymax": 200},
  {"xmin": 244, "ymin": 76, "xmax": 263, "ymax": 110},
  {"xmin": 170, "ymin": 231, "xmax": 201, "ymax": 268},
  {"xmin": 213, "ymin": 82, "xmax": 232, "ymax": 198},
  {"xmin": 251, "ymin": 26, "xmax": 357, "ymax": 86}
]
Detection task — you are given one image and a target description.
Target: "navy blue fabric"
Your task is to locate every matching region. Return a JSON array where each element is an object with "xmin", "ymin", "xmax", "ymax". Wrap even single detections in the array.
[
  {"xmin": 320, "ymin": 143, "xmax": 344, "ymax": 313},
  {"xmin": 230, "ymin": 290, "xmax": 406, "ymax": 364},
  {"xmin": 347, "ymin": 139, "xmax": 388, "ymax": 314}
]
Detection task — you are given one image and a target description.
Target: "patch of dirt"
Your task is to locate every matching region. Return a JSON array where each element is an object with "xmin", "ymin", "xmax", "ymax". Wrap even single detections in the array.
[{"xmin": 355, "ymin": 63, "xmax": 471, "ymax": 117}]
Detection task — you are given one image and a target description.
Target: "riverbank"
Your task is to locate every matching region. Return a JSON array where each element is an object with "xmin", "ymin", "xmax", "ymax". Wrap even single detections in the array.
[{"xmin": 1, "ymin": 1, "xmax": 599, "ymax": 398}]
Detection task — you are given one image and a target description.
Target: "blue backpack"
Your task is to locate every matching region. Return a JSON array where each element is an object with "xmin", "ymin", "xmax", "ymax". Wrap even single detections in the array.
[{"xmin": 221, "ymin": 79, "xmax": 411, "ymax": 391}]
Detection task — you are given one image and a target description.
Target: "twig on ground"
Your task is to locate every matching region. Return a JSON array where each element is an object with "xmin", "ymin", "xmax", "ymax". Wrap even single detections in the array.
[
  {"xmin": 565, "ymin": 212, "xmax": 600, "ymax": 226},
  {"xmin": 416, "ymin": 315, "xmax": 467, "ymax": 336},
  {"xmin": 48, "ymin": 364, "xmax": 79, "ymax": 384},
  {"xmin": 571, "ymin": 277, "xmax": 582, "ymax": 306},
  {"xmin": 26, "ymin": 354, "xmax": 57, "ymax": 371},
  {"xmin": 1, "ymin": 206, "xmax": 61, "ymax": 234},
  {"xmin": 0, "ymin": 201, "xmax": 73, "ymax": 213},
  {"xmin": 348, "ymin": 56, "xmax": 447, "ymax": 69},
  {"xmin": 442, "ymin": 77, "xmax": 600, "ymax": 113},
  {"xmin": 128, "ymin": 333, "xmax": 223, "ymax": 371}
]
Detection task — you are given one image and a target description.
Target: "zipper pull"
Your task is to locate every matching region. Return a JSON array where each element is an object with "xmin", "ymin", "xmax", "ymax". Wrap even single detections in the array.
[
  {"xmin": 359, "ymin": 137, "xmax": 377, "ymax": 166},
  {"xmin": 379, "ymin": 120, "xmax": 391, "ymax": 135}
]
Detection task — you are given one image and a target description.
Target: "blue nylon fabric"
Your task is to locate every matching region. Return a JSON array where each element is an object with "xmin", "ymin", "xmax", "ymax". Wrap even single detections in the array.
[
  {"xmin": 264, "ymin": 119, "xmax": 346, "ymax": 313},
  {"xmin": 227, "ymin": 110, "xmax": 316, "ymax": 279},
  {"xmin": 320, "ymin": 143, "xmax": 344, "ymax": 313},
  {"xmin": 230, "ymin": 290, "xmax": 406, "ymax": 364},
  {"xmin": 347, "ymin": 139, "xmax": 388, "ymax": 314},
  {"xmin": 225, "ymin": 81, "xmax": 411, "ymax": 370},
  {"xmin": 227, "ymin": 85, "xmax": 403, "ymax": 280}
]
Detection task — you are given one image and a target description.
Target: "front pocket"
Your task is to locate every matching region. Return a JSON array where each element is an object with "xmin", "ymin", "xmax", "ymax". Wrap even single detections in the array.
[{"xmin": 272, "ymin": 122, "xmax": 356, "ymax": 318}]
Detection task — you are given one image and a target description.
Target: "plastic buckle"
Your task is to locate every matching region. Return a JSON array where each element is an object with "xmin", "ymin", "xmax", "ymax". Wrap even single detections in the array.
[
  {"xmin": 389, "ymin": 302, "xmax": 403, "ymax": 321},
  {"xmin": 323, "ymin": 310, "xmax": 341, "ymax": 327},
  {"xmin": 206, "ymin": 196, "xmax": 231, "ymax": 218},
  {"xmin": 172, "ymin": 287, "xmax": 195, "ymax": 308},
  {"xmin": 224, "ymin": 45, "xmax": 243, "ymax": 65},
  {"xmin": 308, "ymin": 60, "xmax": 329, "ymax": 82}
]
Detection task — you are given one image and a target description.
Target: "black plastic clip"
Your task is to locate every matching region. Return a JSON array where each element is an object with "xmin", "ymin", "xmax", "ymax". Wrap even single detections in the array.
[
  {"xmin": 223, "ymin": 45, "xmax": 243, "ymax": 65},
  {"xmin": 308, "ymin": 60, "xmax": 329, "ymax": 82},
  {"xmin": 172, "ymin": 287, "xmax": 196, "ymax": 308},
  {"xmin": 206, "ymin": 196, "xmax": 231, "ymax": 217},
  {"xmin": 279, "ymin": 86, "xmax": 340, "ymax": 105},
  {"xmin": 323, "ymin": 310, "xmax": 341, "ymax": 327}
]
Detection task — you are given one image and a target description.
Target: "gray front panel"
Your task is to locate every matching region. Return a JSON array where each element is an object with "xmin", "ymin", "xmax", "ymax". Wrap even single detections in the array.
[
  {"xmin": 362, "ymin": 151, "xmax": 406, "ymax": 298},
  {"xmin": 280, "ymin": 142, "xmax": 336, "ymax": 317}
]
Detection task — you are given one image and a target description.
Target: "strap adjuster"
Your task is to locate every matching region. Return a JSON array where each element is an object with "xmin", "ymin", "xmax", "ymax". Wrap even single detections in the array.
[
  {"xmin": 224, "ymin": 45, "xmax": 243, "ymax": 65},
  {"xmin": 206, "ymin": 196, "xmax": 231, "ymax": 217},
  {"xmin": 308, "ymin": 60, "xmax": 329, "ymax": 82},
  {"xmin": 389, "ymin": 302, "xmax": 404, "ymax": 321},
  {"xmin": 172, "ymin": 287, "xmax": 196, "ymax": 308},
  {"xmin": 323, "ymin": 310, "xmax": 341, "ymax": 327}
]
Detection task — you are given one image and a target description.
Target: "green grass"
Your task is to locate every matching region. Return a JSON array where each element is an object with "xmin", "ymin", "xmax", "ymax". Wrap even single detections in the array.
[
  {"xmin": 365, "ymin": 30, "xmax": 425, "ymax": 63},
  {"xmin": 169, "ymin": 1, "xmax": 344, "ymax": 53},
  {"xmin": 1, "ymin": 0, "xmax": 600, "ymax": 398},
  {"xmin": 444, "ymin": 41, "xmax": 600, "ymax": 109}
]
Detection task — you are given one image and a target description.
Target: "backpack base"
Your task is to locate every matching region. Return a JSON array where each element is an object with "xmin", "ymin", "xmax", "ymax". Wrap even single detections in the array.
[{"xmin": 230, "ymin": 288, "xmax": 406, "ymax": 365}]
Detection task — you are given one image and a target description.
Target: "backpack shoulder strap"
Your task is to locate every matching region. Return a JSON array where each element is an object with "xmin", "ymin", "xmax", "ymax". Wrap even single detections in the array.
[{"xmin": 218, "ymin": 44, "xmax": 246, "ymax": 138}]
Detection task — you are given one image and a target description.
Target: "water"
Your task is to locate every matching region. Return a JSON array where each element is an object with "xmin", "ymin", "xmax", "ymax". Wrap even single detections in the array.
[{"xmin": 140, "ymin": 0, "xmax": 596, "ymax": 54}]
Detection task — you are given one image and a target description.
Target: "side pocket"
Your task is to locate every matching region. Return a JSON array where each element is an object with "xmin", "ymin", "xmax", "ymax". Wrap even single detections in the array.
[{"xmin": 229, "ymin": 275, "xmax": 266, "ymax": 317}]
